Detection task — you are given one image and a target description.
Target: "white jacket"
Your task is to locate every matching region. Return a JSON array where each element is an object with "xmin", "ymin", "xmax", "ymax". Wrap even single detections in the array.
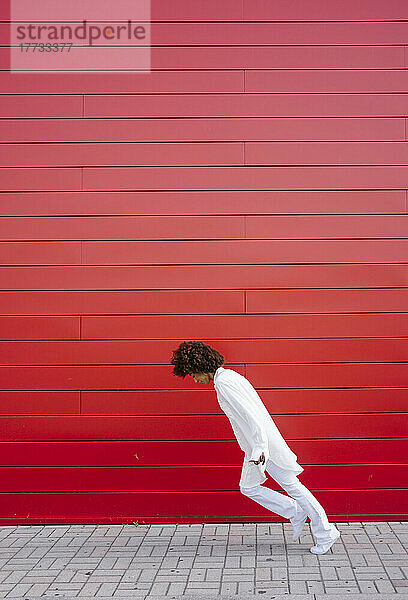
[{"xmin": 213, "ymin": 366, "xmax": 304, "ymax": 488}]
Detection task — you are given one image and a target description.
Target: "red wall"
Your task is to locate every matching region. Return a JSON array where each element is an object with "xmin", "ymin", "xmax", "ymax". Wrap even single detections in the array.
[{"xmin": 0, "ymin": 0, "xmax": 407, "ymax": 524}]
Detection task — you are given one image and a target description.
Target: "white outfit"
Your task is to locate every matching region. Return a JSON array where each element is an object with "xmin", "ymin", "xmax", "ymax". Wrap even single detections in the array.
[
  {"xmin": 213, "ymin": 365, "xmax": 304, "ymax": 489},
  {"xmin": 213, "ymin": 366, "xmax": 339, "ymax": 545}
]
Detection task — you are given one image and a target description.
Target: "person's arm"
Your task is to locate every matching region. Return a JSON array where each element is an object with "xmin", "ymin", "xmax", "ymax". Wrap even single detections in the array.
[{"xmin": 217, "ymin": 381, "xmax": 270, "ymax": 465}]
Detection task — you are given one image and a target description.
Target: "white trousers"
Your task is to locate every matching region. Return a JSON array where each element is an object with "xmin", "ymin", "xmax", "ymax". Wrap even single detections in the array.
[{"xmin": 240, "ymin": 458, "xmax": 336, "ymax": 545}]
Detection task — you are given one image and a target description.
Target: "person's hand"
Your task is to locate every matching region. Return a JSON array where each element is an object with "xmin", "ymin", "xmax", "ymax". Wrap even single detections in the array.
[{"xmin": 249, "ymin": 452, "xmax": 265, "ymax": 465}]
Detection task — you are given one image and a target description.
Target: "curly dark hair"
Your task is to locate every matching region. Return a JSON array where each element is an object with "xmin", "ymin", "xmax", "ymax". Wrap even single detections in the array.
[{"xmin": 171, "ymin": 341, "xmax": 225, "ymax": 378}]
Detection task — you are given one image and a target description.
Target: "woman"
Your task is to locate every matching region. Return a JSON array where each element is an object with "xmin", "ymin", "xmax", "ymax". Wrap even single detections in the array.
[{"xmin": 171, "ymin": 340, "xmax": 341, "ymax": 555}]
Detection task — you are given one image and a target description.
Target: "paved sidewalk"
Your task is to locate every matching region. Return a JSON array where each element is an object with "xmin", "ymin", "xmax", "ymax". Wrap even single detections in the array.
[{"xmin": 0, "ymin": 521, "xmax": 407, "ymax": 599}]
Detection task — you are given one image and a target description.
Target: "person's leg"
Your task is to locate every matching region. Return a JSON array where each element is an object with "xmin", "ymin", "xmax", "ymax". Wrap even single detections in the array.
[
  {"xmin": 239, "ymin": 481, "xmax": 306, "ymax": 522},
  {"xmin": 239, "ymin": 458, "xmax": 308, "ymax": 522},
  {"xmin": 267, "ymin": 460, "xmax": 338, "ymax": 546}
]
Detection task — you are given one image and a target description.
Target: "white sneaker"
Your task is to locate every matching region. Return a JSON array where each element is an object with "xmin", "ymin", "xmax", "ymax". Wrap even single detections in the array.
[
  {"xmin": 310, "ymin": 527, "xmax": 341, "ymax": 554},
  {"xmin": 290, "ymin": 507, "xmax": 308, "ymax": 542}
]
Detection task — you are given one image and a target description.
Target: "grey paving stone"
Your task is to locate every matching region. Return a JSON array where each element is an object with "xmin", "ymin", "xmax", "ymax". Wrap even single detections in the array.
[
  {"xmin": 374, "ymin": 579, "xmax": 398, "ymax": 593},
  {"xmin": 2, "ymin": 582, "xmax": 33, "ymax": 597},
  {"xmin": 167, "ymin": 580, "xmax": 187, "ymax": 592},
  {"xmin": 316, "ymin": 596, "xmax": 408, "ymax": 600},
  {"xmin": 97, "ymin": 582, "xmax": 120, "ymax": 596},
  {"xmin": 155, "ymin": 596, "xmax": 313, "ymax": 600},
  {"xmin": 26, "ymin": 583, "xmax": 51, "ymax": 596},
  {"xmin": 0, "ymin": 522, "xmax": 407, "ymax": 598},
  {"xmin": 1, "ymin": 571, "xmax": 27, "ymax": 585},
  {"xmin": 288, "ymin": 580, "xmax": 307, "ymax": 594},
  {"xmin": 307, "ymin": 581, "xmax": 325, "ymax": 593},
  {"xmin": 0, "ymin": 597, "xmax": 313, "ymax": 600}
]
